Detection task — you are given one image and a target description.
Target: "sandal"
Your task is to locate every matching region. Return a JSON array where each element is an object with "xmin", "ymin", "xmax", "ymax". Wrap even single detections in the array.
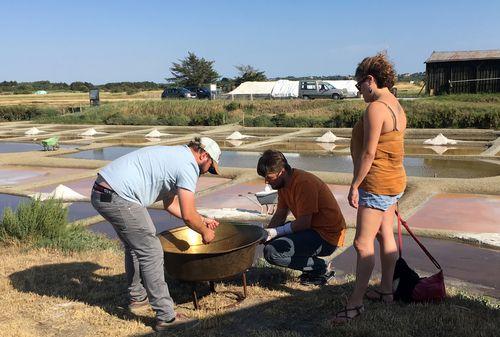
[
  {"xmin": 364, "ymin": 288, "xmax": 393, "ymax": 303},
  {"xmin": 331, "ymin": 305, "xmax": 364, "ymax": 325}
]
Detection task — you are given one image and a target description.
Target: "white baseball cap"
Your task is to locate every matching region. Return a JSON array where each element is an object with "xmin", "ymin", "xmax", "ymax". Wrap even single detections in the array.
[{"xmin": 200, "ymin": 137, "xmax": 221, "ymax": 175}]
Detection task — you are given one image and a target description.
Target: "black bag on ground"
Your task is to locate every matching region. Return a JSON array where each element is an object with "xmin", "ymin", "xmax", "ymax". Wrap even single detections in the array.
[
  {"xmin": 392, "ymin": 211, "xmax": 446, "ymax": 303},
  {"xmin": 393, "ymin": 257, "xmax": 420, "ymax": 302}
]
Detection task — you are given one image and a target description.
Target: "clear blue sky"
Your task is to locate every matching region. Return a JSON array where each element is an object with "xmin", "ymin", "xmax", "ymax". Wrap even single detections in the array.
[{"xmin": 1, "ymin": 0, "xmax": 499, "ymax": 84}]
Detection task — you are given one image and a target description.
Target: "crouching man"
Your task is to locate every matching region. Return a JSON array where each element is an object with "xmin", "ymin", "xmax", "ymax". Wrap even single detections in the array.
[{"xmin": 257, "ymin": 150, "xmax": 347, "ymax": 285}]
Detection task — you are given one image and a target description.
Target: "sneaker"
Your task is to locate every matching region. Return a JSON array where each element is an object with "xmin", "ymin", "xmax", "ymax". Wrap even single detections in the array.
[
  {"xmin": 154, "ymin": 313, "xmax": 195, "ymax": 332},
  {"xmin": 300, "ymin": 270, "xmax": 335, "ymax": 286},
  {"xmin": 128, "ymin": 297, "xmax": 149, "ymax": 310}
]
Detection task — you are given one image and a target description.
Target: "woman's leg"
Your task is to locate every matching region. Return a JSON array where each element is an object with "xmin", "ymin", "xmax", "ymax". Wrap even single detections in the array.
[
  {"xmin": 346, "ymin": 206, "xmax": 384, "ymax": 308},
  {"xmin": 376, "ymin": 203, "xmax": 398, "ymax": 297}
]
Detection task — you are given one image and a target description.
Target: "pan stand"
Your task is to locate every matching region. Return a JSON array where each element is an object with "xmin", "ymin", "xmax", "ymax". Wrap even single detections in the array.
[{"xmin": 191, "ymin": 272, "xmax": 247, "ymax": 310}]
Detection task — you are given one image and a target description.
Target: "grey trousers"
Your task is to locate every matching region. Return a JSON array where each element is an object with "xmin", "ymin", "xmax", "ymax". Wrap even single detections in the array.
[{"xmin": 91, "ymin": 189, "xmax": 175, "ymax": 321}]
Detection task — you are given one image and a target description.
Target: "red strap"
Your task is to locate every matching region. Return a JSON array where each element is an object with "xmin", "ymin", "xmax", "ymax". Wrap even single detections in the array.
[{"xmin": 395, "ymin": 210, "xmax": 442, "ymax": 270}]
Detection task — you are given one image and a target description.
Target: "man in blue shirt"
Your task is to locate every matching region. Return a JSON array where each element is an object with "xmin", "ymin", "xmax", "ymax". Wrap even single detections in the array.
[{"xmin": 91, "ymin": 137, "xmax": 221, "ymax": 331}]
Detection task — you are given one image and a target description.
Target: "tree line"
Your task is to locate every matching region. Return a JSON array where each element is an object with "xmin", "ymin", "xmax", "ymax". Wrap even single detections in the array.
[
  {"xmin": 0, "ymin": 81, "xmax": 163, "ymax": 94},
  {"xmin": 0, "ymin": 52, "xmax": 425, "ymax": 94}
]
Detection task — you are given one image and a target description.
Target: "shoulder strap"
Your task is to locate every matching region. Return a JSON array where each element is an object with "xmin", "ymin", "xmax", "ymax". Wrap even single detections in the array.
[
  {"xmin": 374, "ymin": 100, "xmax": 398, "ymax": 131},
  {"xmin": 395, "ymin": 210, "xmax": 442, "ymax": 270}
]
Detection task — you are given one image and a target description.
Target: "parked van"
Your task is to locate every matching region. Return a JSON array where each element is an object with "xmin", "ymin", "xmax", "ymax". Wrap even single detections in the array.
[{"xmin": 298, "ymin": 80, "xmax": 345, "ymax": 100}]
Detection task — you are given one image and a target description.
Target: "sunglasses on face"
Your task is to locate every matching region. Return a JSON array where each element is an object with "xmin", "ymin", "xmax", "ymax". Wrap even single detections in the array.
[{"xmin": 355, "ymin": 77, "xmax": 369, "ymax": 91}]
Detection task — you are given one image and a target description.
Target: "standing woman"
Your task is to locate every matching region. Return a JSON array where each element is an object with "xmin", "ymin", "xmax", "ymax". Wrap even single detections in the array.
[{"xmin": 332, "ymin": 52, "xmax": 407, "ymax": 323}]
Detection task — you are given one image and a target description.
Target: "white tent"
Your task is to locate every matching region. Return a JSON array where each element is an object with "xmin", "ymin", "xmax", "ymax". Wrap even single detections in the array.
[
  {"xmin": 271, "ymin": 80, "xmax": 299, "ymax": 98},
  {"xmin": 227, "ymin": 81, "xmax": 276, "ymax": 96},
  {"xmin": 228, "ymin": 80, "xmax": 359, "ymax": 98},
  {"xmin": 324, "ymin": 80, "xmax": 359, "ymax": 97}
]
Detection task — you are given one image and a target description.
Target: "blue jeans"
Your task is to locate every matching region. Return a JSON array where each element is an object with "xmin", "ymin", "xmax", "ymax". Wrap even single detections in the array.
[
  {"xmin": 358, "ymin": 188, "xmax": 404, "ymax": 211},
  {"xmin": 263, "ymin": 229, "xmax": 337, "ymax": 275}
]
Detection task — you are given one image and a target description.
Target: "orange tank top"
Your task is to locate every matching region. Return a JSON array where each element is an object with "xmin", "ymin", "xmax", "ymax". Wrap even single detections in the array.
[{"xmin": 350, "ymin": 102, "xmax": 406, "ymax": 195}]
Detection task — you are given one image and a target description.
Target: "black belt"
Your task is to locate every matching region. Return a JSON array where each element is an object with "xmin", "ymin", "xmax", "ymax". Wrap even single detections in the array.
[{"xmin": 93, "ymin": 182, "xmax": 115, "ymax": 194}]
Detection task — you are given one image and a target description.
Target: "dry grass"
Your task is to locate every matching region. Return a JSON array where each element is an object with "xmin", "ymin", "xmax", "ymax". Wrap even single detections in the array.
[
  {"xmin": 1, "ymin": 245, "xmax": 498, "ymax": 337},
  {"xmin": 0, "ymin": 91, "xmax": 163, "ymax": 107}
]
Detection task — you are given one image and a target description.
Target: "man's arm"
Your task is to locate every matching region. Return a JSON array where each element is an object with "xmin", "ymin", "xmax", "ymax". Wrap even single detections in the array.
[
  {"xmin": 267, "ymin": 207, "xmax": 289, "ymax": 228},
  {"xmin": 176, "ymin": 188, "xmax": 215, "ymax": 244},
  {"xmin": 163, "ymin": 194, "xmax": 182, "ymax": 218},
  {"xmin": 163, "ymin": 193, "xmax": 218, "ymax": 229}
]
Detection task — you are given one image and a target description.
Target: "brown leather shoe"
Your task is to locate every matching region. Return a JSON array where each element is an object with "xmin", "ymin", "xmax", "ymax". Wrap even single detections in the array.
[
  {"xmin": 154, "ymin": 313, "xmax": 195, "ymax": 332},
  {"xmin": 128, "ymin": 297, "xmax": 149, "ymax": 310}
]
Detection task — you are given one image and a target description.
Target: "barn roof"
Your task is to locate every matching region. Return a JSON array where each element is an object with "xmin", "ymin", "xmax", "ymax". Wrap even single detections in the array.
[{"xmin": 425, "ymin": 50, "xmax": 500, "ymax": 63}]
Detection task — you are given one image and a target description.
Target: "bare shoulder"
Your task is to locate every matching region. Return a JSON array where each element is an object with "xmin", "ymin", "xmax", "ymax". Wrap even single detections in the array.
[{"xmin": 364, "ymin": 101, "xmax": 386, "ymax": 120}]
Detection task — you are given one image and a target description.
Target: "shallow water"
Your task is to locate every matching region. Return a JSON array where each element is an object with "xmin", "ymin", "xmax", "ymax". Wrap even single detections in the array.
[
  {"xmin": 219, "ymin": 151, "xmax": 500, "ymax": 178},
  {"xmin": 0, "ymin": 194, "xmax": 30, "ymax": 212},
  {"xmin": 256, "ymin": 141, "xmax": 348, "ymax": 152},
  {"xmin": 62, "ymin": 146, "xmax": 141, "ymax": 160},
  {"xmin": 0, "ymin": 142, "xmax": 74, "ymax": 153},
  {"xmin": 404, "ymin": 145, "xmax": 486, "ymax": 156},
  {"xmin": 0, "ymin": 195, "xmax": 98, "ymax": 221},
  {"xmin": 0, "ymin": 167, "xmax": 44, "ymax": 185},
  {"xmin": 61, "ymin": 146, "xmax": 500, "ymax": 178}
]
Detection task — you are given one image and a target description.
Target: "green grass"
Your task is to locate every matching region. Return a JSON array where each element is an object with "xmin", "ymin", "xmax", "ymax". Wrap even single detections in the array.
[
  {"xmin": 7, "ymin": 93, "xmax": 500, "ymax": 128},
  {"xmin": 0, "ymin": 198, "xmax": 117, "ymax": 252}
]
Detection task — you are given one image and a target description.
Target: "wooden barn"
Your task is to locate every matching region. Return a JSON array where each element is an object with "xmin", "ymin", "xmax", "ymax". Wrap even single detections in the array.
[{"xmin": 425, "ymin": 50, "xmax": 500, "ymax": 95}]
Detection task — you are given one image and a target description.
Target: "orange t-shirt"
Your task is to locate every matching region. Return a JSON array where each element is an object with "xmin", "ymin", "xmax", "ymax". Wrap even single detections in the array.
[{"xmin": 277, "ymin": 169, "xmax": 346, "ymax": 247}]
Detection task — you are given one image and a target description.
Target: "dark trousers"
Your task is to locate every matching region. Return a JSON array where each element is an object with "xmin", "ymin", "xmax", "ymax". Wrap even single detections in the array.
[{"xmin": 263, "ymin": 229, "xmax": 336, "ymax": 275}]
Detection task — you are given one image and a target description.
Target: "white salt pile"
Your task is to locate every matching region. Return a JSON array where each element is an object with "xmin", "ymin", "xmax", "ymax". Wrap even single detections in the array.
[
  {"xmin": 31, "ymin": 184, "xmax": 86, "ymax": 201},
  {"xmin": 198, "ymin": 208, "xmax": 262, "ymax": 220},
  {"xmin": 315, "ymin": 131, "xmax": 346, "ymax": 143},
  {"xmin": 145, "ymin": 129, "xmax": 171, "ymax": 138},
  {"xmin": 24, "ymin": 127, "xmax": 45, "ymax": 135},
  {"xmin": 227, "ymin": 139, "xmax": 243, "ymax": 147},
  {"xmin": 226, "ymin": 131, "xmax": 254, "ymax": 140},
  {"xmin": 80, "ymin": 128, "xmax": 107, "ymax": 137},
  {"xmin": 317, "ymin": 143, "xmax": 336, "ymax": 152},
  {"xmin": 145, "ymin": 137, "xmax": 162, "ymax": 142},
  {"xmin": 423, "ymin": 133, "xmax": 457, "ymax": 145},
  {"xmin": 424, "ymin": 146, "xmax": 450, "ymax": 155}
]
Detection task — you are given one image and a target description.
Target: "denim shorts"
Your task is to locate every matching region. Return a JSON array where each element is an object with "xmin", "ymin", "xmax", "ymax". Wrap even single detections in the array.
[{"xmin": 358, "ymin": 188, "xmax": 403, "ymax": 211}]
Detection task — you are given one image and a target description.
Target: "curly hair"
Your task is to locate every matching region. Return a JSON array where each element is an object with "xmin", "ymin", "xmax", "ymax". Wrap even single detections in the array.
[{"xmin": 355, "ymin": 52, "xmax": 396, "ymax": 89}]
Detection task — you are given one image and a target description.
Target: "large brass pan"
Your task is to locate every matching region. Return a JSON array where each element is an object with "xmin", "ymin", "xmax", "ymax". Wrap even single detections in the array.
[{"xmin": 159, "ymin": 223, "xmax": 266, "ymax": 282}]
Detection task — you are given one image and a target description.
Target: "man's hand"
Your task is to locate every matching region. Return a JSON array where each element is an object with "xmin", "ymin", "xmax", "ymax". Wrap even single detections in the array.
[
  {"xmin": 203, "ymin": 217, "xmax": 219, "ymax": 230},
  {"xmin": 264, "ymin": 228, "xmax": 278, "ymax": 242},
  {"xmin": 201, "ymin": 228, "xmax": 215, "ymax": 244}
]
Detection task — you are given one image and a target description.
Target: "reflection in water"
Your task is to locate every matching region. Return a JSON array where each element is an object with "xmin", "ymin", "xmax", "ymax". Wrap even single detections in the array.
[
  {"xmin": 220, "ymin": 152, "xmax": 500, "ymax": 178},
  {"xmin": 405, "ymin": 145, "xmax": 485, "ymax": 156},
  {"xmin": 0, "ymin": 196, "xmax": 97, "ymax": 222},
  {"xmin": 0, "ymin": 168, "xmax": 43, "ymax": 185},
  {"xmin": 0, "ymin": 194, "xmax": 30, "ymax": 212},
  {"xmin": 62, "ymin": 146, "xmax": 141, "ymax": 160},
  {"xmin": 0, "ymin": 142, "xmax": 74, "ymax": 153},
  {"xmin": 62, "ymin": 146, "xmax": 499, "ymax": 178}
]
